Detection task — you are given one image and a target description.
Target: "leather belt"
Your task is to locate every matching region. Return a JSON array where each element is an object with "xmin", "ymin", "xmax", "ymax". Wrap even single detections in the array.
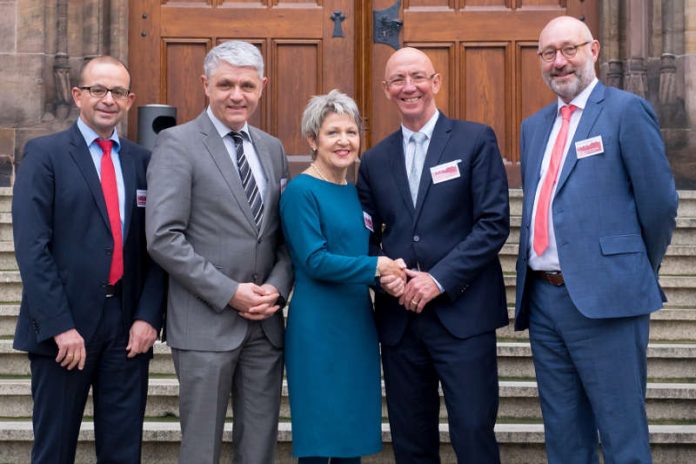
[
  {"xmin": 105, "ymin": 280, "xmax": 122, "ymax": 298},
  {"xmin": 532, "ymin": 270, "xmax": 565, "ymax": 286}
]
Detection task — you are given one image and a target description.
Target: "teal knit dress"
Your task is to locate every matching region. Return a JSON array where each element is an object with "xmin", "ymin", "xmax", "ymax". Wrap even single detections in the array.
[{"xmin": 280, "ymin": 174, "xmax": 382, "ymax": 458}]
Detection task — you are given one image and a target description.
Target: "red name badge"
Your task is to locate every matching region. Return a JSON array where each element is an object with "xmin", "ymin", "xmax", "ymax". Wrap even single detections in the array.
[
  {"xmin": 363, "ymin": 211, "xmax": 374, "ymax": 232},
  {"xmin": 430, "ymin": 160, "xmax": 462, "ymax": 184},
  {"xmin": 136, "ymin": 189, "xmax": 147, "ymax": 208},
  {"xmin": 575, "ymin": 135, "xmax": 604, "ymax": 159}
]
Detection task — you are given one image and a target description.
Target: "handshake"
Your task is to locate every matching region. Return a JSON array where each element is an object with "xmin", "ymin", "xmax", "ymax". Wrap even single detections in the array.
[{"xmin": 376, "ymin": 257, "xmax": 442, "ymax": 313}]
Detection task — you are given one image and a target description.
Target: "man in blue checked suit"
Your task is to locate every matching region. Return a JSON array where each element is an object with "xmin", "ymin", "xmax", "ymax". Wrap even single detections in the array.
[{"xmin": 515, "ymin": 16, "xmax": 678, "ymax": 464}]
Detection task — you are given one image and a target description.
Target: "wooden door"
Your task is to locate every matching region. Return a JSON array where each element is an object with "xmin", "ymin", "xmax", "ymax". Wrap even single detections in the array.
[
  {"xmin": 128, "ymin": 0, "xmax": 597, "ymax": 185},
  {"xmin": 366, "ymin": 0, "xmax": 598, "ymax": 186},
  {"xmin": 128, "ymin": 0, "xmax": 357, "ymax": 177}
]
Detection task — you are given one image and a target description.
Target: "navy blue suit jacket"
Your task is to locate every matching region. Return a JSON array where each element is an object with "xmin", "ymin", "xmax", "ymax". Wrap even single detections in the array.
[
  {"xmin": 357, "ymin": 114, "xmax": 510, "ymax": 345},
  {"xmin": 12, "ymin": 123, "xmax": 166, "ymax": 355},
  {"xmin": 515, "ymin": 82, "xmax": 678, "ymax": 330}
]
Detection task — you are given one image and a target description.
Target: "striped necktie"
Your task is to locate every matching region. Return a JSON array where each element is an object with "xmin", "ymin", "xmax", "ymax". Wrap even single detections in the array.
[{"xmin": 229, "ymin": 131, "xmax": 264, "ymax": 229}]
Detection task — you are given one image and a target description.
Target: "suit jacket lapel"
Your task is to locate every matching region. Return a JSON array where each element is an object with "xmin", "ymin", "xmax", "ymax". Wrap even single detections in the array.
[
  {"xmin": 556, "ymin": 82, "xmax": 606, "ymax": 194},
  {"xmin": 414, "ymin": 115, "xmax": 451, "ymax": 220},
  {"xmin": 67, "ymin": 125, "xmax": 111, "ymax": 230},
  {"xmin": 387, "ymin": 131, "xmax": 416, "ymax": 217},
  {"xmin": 198, "ymin": 114, "xmax": 258, "ymax": 233},
  {"xmin": 248, "ymin": 127, "xmax": 274, "ymax": 234},
  {"xmin": 119, "ymin": 143, "xmax": 136, "ymax": 241},
  {"xmin": 523, "ymin": 104, "xmax": 557, "ymax": 224}
]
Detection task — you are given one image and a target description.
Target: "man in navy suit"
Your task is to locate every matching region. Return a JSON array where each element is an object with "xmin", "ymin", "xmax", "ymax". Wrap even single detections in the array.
[
  {"xmin": 12, "ymin": 56, "xmax": 166, "ymax": 463},
  {"xmin": 357, "ymin": 47, "xmax": 509, "ymax": 463},
  {"xmin": 515, "ymin": 16, "xmax": 678, "ymax": 463}
]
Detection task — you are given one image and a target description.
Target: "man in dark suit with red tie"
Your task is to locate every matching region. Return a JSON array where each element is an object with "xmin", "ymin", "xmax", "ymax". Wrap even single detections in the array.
[{"xmin": 12, "ymin": 56, "xmax": 166, "ymax": 463}]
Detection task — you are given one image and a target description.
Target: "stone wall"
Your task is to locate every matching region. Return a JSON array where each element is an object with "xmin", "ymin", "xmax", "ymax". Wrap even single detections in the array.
[
  {"xmin": 600, "ymin": 0, "xmax": 696, "ymax": 189},
  {"xmin": 0, "ymin": 0, "xmax": 128, "ymax": 186}
]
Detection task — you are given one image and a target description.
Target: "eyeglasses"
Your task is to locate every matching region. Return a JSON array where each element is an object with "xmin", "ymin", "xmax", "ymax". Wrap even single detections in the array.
[
  {"xmin": 384, "ymin": 73, "xmax": 437, "ymax": 89},
  {"xmin": 538, "ymin": 41, "xmax": 592, "ymax": 62},
  {"xmin": 79, "ymin": 85, "xmax": 131, "ymax": 100}
]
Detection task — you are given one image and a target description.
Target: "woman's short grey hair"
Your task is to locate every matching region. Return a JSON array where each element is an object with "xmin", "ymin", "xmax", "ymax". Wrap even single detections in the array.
[
  {"xmin": 301, "ymin": 89, "xmax": 362, "ymax": 141},
  {"xmin": 204, "ymin": 41, "xmax": 264, "ymax": 78}
]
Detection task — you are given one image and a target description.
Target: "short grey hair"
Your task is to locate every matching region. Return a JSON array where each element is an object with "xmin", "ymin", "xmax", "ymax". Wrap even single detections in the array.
[
  {"xmin": 301, "ymin": 89, "xmax": 362, "ymax": 141},
  {"xmin": 204, "ymin": 40, "xmax": 264, "ymax": 78}
]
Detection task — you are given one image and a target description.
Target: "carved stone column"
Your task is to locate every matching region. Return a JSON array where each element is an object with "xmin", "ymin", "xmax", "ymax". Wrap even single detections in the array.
[
  {"xmin": 600, "ymin": 0, "xmax": 623, "ymax": 88},
  {"xmin": 53, "ymin": 0, "xmax": 71, "ymax": 120},
  {"xmin": 623, "ymin": 0, "xmax": 649, "ymax": 98}
]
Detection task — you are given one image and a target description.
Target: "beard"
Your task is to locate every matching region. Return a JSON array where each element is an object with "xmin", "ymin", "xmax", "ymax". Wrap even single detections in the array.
[{"xmin": 544, "ymin": 58, "xmax": 595, "ymax": 101}]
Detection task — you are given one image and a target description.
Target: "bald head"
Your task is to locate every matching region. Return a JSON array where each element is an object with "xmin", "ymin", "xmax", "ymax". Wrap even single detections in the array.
[
  {"xmin": 79, "ymin": 56, "xmax": 131, "ymax": 88},
  {"xmin": 539, "ymin": 16, "xmax": 594, "ymax": 48},
  {"xmin": 537, "ymin": 16, "xmax": 599, "ymax": 103},
  {"xmin": 384, "ymin": 47, "xmax": 435, "ymax": 80},
  {"xmin": 382, "ymin": 47, "xmax": 441, "ymax": 131}
]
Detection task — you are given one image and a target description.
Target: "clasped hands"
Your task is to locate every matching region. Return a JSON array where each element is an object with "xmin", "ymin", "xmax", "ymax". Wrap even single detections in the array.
[
  {"xmin": 229, "ymin": 283, "xmax": 281, "ymax": 321},
  {"xmin": 378, "ymin": 257, "xmax": 441, "ymax": 313}
]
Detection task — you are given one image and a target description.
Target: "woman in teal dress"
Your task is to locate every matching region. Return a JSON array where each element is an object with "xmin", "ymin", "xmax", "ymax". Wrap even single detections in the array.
[{"xmin": 280, "ymin": 90, "xmax": 405, "ymax": 463}]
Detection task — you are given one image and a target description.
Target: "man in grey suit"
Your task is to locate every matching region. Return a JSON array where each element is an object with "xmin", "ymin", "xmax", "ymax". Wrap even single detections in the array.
[{"xmin": 146, "ymin": 40, "xmax": 293, "ymax": 464}]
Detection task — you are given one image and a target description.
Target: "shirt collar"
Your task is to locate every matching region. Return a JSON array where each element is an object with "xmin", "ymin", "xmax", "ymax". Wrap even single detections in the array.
[
  {"xmin": 77, "ymin": 117, "xmax": 120, "ymax": 149},
  {"xmin": 556, "ymin": 77, "xmax": 599, "ymax": 114},
  {"xmin": 401, "ymin": 110, "xmax": 440, "ymax": 143},
  {"xmin": 206, "ymin": 106, "xmax": 250, "ymax": 140}
]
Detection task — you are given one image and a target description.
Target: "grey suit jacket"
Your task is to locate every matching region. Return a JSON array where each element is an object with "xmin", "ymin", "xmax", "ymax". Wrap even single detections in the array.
[{"xmin": 146, "ymin": 111, "xmax": 293, "ymax": 351}]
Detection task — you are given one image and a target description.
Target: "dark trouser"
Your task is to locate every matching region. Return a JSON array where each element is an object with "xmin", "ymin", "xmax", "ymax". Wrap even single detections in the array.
[
  {"xmin": 382, "ymin": 309, "xmax": 500, "ymax": 464},
  {"xmin": 29, "ymin": 294, "xmax": 150, "ymax": 464},
  {"xmin": 528, "ymin": 275, "xmax": 652, "ymax": 464}
]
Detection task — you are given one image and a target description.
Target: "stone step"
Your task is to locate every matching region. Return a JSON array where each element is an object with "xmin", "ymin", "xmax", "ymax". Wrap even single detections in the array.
[
  {"xmin": 500, "ymin": 274, "xmax": 696, "ymax": 308},
  {"xmin": 0, "ymin": 188, "xmax": 11, "ymax": 213},
  {"xmin": 0, "ymin": 241, "xmax": 692, "ymax": 280},
  {"xmin": 2, "ymin": 340, "xmax": 694, "ymax": 380},
  {"xmin": 0, "ymin": 271, "xmax": 693, "ymax": 312},
  {"xmin": 499, "ymin": 306, "xmax": 696, "ymax": 342},
  {"xmin": 498, "ymin": 243, "xmax": 696, "ymax": 276},
  {"xmin": 3, "ymin": 306, "xmax": 695, "ymax": 345},
  {"xmin": 507, "ymin": 189, "xmax": 696, "ymax": 219},
  {"xmin": 2, "ymin": 378, "xmax": 694, "ymax": 423},
  {"xmin": 0, "ymin": 420, "xmax": 694, "ymax": 464}
]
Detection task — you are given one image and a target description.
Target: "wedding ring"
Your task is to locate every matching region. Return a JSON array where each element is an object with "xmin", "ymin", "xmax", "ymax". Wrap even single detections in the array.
[{"xmin": 411, "ymin": 299, "xmax": 418, "ymax": 305}]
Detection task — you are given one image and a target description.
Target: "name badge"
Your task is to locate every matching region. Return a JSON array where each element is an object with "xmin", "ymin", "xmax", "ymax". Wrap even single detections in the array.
[
  {"xmin": 136, "ymin": 189, "xmax": 147, "ymax": 208},
  {"xmin": 430, "ymin": 160, "xmax": 461, "ymax": 184},
  {"xmin": 280, "ymin": 177, "xmax": 288, "ymax": 194},
  {"xmin": 363, "ymin": 211, "xmax": 374, "ymax": 232},
  {"xmin": 575, "ymin": 136, "xmax": 604, "ymax": 159}
]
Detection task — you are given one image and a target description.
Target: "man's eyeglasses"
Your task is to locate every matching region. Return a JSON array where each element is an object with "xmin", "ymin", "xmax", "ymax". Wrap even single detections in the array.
[
  {"xmin": 537, "ymin": 41, "xmax": 592, "ymax": 62},
  {"xmin": 384, "ymin": 73, "xmax": 437, "ymax": 89},
  {"xmin": 79, "ymin": 85, "xmax": 131, "ymax": 100}
]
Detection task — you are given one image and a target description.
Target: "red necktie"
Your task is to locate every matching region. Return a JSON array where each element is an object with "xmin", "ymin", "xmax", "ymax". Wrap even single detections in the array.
[
  {"xmin": 96, "ymin": 139, "xmax": 123, "ymax": 284},
  {"xmin": 533, "ymin": 104, "xmax": 577, "ymax": 256}
]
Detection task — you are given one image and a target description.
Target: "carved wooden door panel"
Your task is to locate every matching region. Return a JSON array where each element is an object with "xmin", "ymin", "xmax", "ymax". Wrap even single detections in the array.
[
  {"xmin": 128, "ymin": 0, "xmax": 356, "ymax": 176},
  {"xmin": 128, "ymin": 0, "xmax": 598, "ymax": 184},
  {"xmin": 366, "ymin": 0, "xmax": 598, "ymax": 186}
]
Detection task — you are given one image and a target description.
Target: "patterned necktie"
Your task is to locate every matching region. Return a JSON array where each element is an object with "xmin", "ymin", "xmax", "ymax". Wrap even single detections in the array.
[
  {"xmin": 533, "ymin": 104, "xmax": 577, "ymax": 256},
  {"xmin": 229, "ymin": 131, "xmax": 264, "ymax": 229},
  {"xmin": 408, "ymin": 132, "xmax": 427, "ymax": 206},
  {"xmin": 96, "ymin": 139, "xmax": 123, "ymax": 284}
]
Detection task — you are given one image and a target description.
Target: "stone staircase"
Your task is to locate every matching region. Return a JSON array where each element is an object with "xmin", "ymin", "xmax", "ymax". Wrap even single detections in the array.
[{"xmin": 0, "ymin": 188, "xmax": 695, "ymax": 463}]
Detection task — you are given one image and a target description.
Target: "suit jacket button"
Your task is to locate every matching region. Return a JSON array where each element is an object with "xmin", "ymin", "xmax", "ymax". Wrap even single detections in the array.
[{"xmin": 413, "ymin": 235, "xmax": 420, "ymax": 242}]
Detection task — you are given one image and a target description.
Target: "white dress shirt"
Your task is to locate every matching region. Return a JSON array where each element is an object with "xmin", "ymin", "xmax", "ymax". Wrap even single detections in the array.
[
  {"xmin": 528, "ymin": 78, "xmax": 599, "ymax": 271},
  {"xmin": 206, "ymin": 107, "xmax": 268, "ymax": 201},
  {"xmin": 77, "ymin": 117, "xmax": 126, "ymax": 234}
]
